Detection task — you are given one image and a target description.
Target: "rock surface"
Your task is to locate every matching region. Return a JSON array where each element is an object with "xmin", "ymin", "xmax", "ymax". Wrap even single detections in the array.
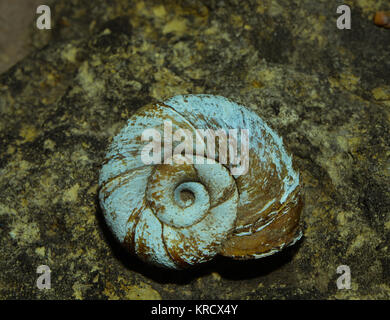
[{"xmin": 0, "ymin": 0, "xmax": 389, "ymax": 299}]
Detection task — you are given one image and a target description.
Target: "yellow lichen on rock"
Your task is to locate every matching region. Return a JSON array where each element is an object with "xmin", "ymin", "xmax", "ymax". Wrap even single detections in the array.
[
  {"xmin": 9, "ymin": 215, "xmax": 40, "ymax": 244},
  {"xmin": 124, "ymin": 285, "xmax": 161, "ymax": 300},
  {"xmin": 103, "ymin": 277, "xmax": 161, "ymax": 300},
  {"xmin": 63, "ymin": 183, "xmax": 80, "ymax": 203},
  {"xmin": 61, "ymin": 45, "xmax": 78, "ymax": 64},
  {"xmin": 372, "ymin": 86, "xmax": 390, "ymax": 106},
  {"xmin": 77, "ymin": 61, "xmax": 105, "ymax": 98},
  {"xmin": 162, "ymin": 19, "xmax": 187, "ymax": 35},
  {"xmin": 19, "ymin": 125, "xmax": 38, "ymax": 143}
]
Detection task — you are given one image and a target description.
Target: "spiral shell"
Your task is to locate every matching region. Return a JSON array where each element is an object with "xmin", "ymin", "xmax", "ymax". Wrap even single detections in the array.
[{"xmin": 99, "ymin": 94, "xmax": 303, "ymax": 269}]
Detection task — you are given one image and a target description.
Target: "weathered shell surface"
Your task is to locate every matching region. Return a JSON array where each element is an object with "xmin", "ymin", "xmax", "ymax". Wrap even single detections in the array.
[{"xmin": 99, "ymin": 94, "xmax": 303, "ymax": 269}]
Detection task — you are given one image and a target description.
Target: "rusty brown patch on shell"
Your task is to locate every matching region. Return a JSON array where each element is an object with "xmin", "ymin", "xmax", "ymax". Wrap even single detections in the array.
[
  {"xmin": 218, "ymin": 182, "xmax": 303, "ymax": 258},
  {"xmin": 161, "ymin": 227, "xmax": 193, "ymax": 269}
]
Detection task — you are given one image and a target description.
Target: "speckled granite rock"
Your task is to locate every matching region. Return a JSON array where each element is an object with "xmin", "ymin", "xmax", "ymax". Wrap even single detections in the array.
[{"xmin": 0, "ymin": 0, "xmax": 389, "ymax": 299}]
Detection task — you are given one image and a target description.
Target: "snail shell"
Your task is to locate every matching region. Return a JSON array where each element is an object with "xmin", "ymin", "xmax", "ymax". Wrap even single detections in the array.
[{"xmin": 99, "ymin": 94, "xmax": 303, "ymax": 269}]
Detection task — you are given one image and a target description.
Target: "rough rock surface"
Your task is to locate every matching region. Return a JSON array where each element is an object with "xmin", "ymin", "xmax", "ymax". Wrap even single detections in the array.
[{"xmin": 0, "ymin": 0, "xmax": 389, "ymax": 299}]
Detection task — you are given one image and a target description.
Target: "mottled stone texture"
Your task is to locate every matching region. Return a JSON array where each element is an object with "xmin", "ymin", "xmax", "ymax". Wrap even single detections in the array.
[{"xmin": 0, "ymin": 0, "xmax": 389, "ymax": 299}]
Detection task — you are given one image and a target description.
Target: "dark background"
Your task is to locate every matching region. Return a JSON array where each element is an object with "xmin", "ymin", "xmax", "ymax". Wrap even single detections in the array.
[{"xmin": 0, "ymin": 0, "xmax": 389, "ymax": 299}]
